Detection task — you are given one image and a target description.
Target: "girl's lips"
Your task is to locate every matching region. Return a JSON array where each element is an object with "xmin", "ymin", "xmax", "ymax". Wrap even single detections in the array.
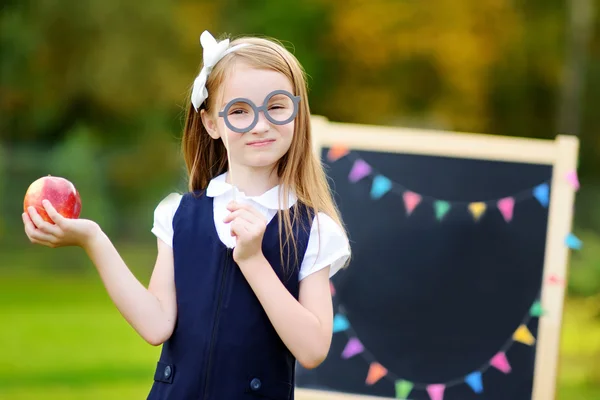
[{"xmin": 247, "ymin": 139, "xmax": 275, "ymax": 147}]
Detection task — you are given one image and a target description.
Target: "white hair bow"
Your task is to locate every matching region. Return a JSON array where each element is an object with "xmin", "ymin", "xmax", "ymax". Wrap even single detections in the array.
[{"xmin": 191, "ymin": 31, "xmax": 249, "ymax": 111}]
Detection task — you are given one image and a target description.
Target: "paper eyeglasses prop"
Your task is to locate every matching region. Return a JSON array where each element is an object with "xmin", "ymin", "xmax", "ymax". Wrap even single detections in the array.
[{"xmin": 218, "ymin": 90, "xmax": 301, "ymax": 133}]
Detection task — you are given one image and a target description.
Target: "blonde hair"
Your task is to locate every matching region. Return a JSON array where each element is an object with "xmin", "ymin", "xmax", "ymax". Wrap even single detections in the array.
[{"xmin": 181, "ymin": 34, "xmax": 350, "ymax": 272}]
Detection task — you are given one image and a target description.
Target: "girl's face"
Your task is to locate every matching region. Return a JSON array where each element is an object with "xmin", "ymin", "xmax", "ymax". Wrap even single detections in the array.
[{"xmin": 202, "ymin": 63, "xmax": 296, "ymax": 173}]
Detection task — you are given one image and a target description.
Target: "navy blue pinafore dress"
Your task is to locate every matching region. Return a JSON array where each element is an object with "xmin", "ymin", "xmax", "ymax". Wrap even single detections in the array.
[{"xmin": 146, "ymin": 191, "xmax": 312, "ymax": 400}]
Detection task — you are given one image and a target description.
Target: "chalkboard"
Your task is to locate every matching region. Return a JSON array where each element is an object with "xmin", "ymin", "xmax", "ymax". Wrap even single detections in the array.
[{"xmin": 295, "ymin": 117, "xmax": 579, "ymax": 400}]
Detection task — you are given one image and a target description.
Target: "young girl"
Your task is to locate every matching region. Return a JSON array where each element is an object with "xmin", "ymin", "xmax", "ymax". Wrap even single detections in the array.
[{"xmin": 22, "ymin": 31, "xmax": 351, "ymax": 399}]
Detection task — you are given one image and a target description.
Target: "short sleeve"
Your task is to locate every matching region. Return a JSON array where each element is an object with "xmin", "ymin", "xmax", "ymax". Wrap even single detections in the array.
[
  {"xmin": 151, "ymin": 193, "xmax": 183, "ymax": 247},
  {"xmin": 299, "ymin": 212, "xmax": 350, "ymax": 281}
]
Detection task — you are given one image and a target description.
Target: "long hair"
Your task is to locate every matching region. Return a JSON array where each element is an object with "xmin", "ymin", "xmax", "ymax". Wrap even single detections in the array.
[{"xmin": 181, "ymin": 34, "xmax": 350, "ymax": 272}]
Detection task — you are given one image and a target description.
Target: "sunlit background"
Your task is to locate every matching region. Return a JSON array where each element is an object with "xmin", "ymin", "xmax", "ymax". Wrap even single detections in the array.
[{"xmin": 1, "ymin": 1, "xmax": 599, "ymax": 399}]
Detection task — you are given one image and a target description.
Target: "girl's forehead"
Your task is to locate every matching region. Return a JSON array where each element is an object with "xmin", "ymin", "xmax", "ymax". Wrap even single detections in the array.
[{"xmin": 220, "ymin": 65, "xmax": 294, "ymax": 105}]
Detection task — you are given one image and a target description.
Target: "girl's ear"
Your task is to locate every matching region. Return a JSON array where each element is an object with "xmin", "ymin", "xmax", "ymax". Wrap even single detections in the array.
[{"xmin": 200, "ymin": 109, "xmax": 220, "ymax": 139}]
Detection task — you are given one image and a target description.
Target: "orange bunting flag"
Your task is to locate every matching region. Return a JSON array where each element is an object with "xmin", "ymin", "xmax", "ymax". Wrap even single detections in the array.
[
  {"xmin": 513, "ymin": 324, "xmax": 536, "ymax": 346},
  {"xmin": 327, "ymin": 145, "xmax": 350, "ymax": 162},
  {"xmin": 403, "ymin": 191, "xmax": 422, "ymax": 215},
  {"xmin": 468, "ymin": 202, "xmax": 487, "ymax": 221},
  {"xmin": 366, "ymin": 362, "xmax": 388, "ymax": 385}
]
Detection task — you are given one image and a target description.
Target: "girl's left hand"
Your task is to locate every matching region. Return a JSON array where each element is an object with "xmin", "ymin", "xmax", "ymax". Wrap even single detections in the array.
[{"xmin": 223, "ymin": 201, "xmax": 267, "ymax": 264}]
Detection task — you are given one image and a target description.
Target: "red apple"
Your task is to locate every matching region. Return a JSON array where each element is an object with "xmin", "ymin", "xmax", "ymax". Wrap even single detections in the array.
[{"xmin": 23, "ymin": 175, "xmax": 82, "ymax": 224}]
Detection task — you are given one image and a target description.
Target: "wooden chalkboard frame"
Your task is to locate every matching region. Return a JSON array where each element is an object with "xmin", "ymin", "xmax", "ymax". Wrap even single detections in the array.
[{"xmin": 295, "ymin": 116, "xmax": 579, "ymax": 400}]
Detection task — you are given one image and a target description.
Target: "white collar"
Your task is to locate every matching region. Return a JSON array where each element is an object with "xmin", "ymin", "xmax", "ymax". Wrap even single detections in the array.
[{"xmin": 206, "ymin": 173, "xmax": 297, "ymax": 210}]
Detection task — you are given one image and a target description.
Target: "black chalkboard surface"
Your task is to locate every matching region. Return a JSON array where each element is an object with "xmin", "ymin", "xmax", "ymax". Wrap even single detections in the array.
[{"xmin": 295, "ymin": 118, "xmax": 579, "ymax": 400}]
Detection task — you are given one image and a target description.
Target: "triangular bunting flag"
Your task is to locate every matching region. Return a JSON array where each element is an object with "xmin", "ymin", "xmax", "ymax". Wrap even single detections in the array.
[
  {"xmin": 548, "ymin": 274, "xmax": 565, "ymax": 285},
  {"xmin": 327, "ymin": 145, "xmax": 349, "ymax": 162},
  {"xmin": 565, "ymin": 233, "xmax": 583, "ymax": 250},
  {"xmin": 427, "ymin": 384, "xmax": 446, "ymax": 400},
  {"xmin": 366, "ymin": 362, "xmax": 388, "ymax": 385},
  {"xmin": 434, "ymin": 200, "xmax": 451, "ymax": 221},
  {"xmin": 341, "ymin": 337, "xmax": 364, "ymax": 359},
  {"xmin": 371, "ymin": 175, "xmax": 392, "ymax": 200},
  {"xmin": 497, "ymin": 197, "xmax": 515, "ymax": 222},
  {"xmin": 530, "ymin": 300, "xmax": 545, "ymax": 317},
  {"xmin": 465, "ymin": 371, "xmax": 483, "ymax": 394},
  {"xmin": 395, "ymin": 380, "xmax": 413, "ymax": 399},
  {"xmin": 403, "ymin": 191, "xmax": 422, "ymax": 215},
  {"xmin": 348, "ymin": 159, "xmax": 371, "ymax": 183},
  {"xmin": 333, "ymin": 314, "xmax": 349, "ymax": 333},
  {"xmin": 468, "ymin": 202, "xmax": 486, "ymax": 221},
  {"xmin": 566, "ymin": 170, "xmax": 580, "ymax": 191},
  {"xmin": 513, "ymin": 324, "xmax": 536, "ymax": 345},
  {"xmin": 533, "ymin": 183, "xmax": 550, "ymax": 207},
  {"xmin": 490, "ymin": 352, "xmax": 512, "ymax": 374}
]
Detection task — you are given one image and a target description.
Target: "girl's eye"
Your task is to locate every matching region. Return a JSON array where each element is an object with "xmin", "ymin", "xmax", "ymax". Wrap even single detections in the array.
[{"xmin": 229, "ymin": 109, "xmax": 246, "ymax": 115}]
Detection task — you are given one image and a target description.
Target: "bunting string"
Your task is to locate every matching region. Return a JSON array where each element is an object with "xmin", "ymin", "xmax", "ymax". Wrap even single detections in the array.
[
  {"xmin": 325, "ymin": 145, "xmax": 582, "ymax": 399},
  {"xmin": 331, "ymin": 286, "xmax": 546, "ymax": 399},
  {"xmin": 325, "ymin": 144, "xmax": 583, "ymax": 244},
  {"xmin": 326, "ymin": 145, "xmax": 554, "ymax": 222}
]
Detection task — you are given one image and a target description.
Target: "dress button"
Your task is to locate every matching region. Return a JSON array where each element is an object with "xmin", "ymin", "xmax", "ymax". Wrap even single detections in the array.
[
  {"xmin": 164, "ymin": 365, "xmax": 172, "ymax": 379},
  {"xmin": 250, "ymin": 378, "xmax": 262, "ymax": 390}
]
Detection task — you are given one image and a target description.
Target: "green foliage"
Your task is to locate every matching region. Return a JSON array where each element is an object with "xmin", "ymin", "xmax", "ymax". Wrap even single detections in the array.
[
  {"xmin": 0, "ymin": 0, "xmax": 598, "ymax": 291},
  {"xmin": 47, "ymin": 123, "xmax": 115, "ymax": 235},
  {"xmin": 0, "ymin": 142, "xmax": 5, "ymax": 241},
  {"xmin": 568, "ymin": 230, "xmax": 600, "ymax": 297}
]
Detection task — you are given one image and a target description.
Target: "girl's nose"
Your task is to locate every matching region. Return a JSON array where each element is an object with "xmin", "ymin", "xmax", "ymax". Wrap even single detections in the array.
[{"xmin": 251, "ymin": 112, "xmax": 270, "ymax": 134}]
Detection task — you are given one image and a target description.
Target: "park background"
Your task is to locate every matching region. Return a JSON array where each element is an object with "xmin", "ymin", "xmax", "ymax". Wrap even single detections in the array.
[{"xmin": 1, "ymin": 1, "xmax": 599, "ymax": 399}]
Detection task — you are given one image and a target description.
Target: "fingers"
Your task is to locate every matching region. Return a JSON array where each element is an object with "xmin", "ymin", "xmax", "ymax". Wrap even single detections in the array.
[
  {"xmin": 26, "ymin": 205, "xmax": 62, "ymax": 236},
  {"xmin": 230, "ymin": 218, "xmax": 251, "ymax": 238},
  {"xmin": 22, "ymin": 213, "xmax": 58, "ymax": 247},
  {"xmin": 226, "ymin": 201, "xmax": 264, "ymax": 218},
  {"xmin": 42, "ymin": 199, "xmax": 66, "ymax": 226},
  {"xmin": 223, "ymin": 209, "xmax": 265, "ymax": 226}
]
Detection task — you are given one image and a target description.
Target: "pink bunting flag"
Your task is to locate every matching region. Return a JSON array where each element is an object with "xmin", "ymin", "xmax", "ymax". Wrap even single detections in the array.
[
  {"xmin": 497, "ymin": 197, "xmax": 515, "ymax": 222},
  {"xmin": 427, "ymin": 384, "xmax": 446, "ymax": 400},
  {"xmin": 490, "ymin": 352, "xmax": 512, "ymax": 374},
  {"xmin": 403, "ymin": 191, "xmax": 422, "ymax": 215},
  {"xmin": 341, "ymin": 338, "xmax": 364, "ymax": 359},
  {"xmin": 348, "ymin": 160, "xmax": 371, "ymax": 183},
  {"xmin": 548, "ymin": 274, "xmax": 565, "ymax": 285},
  {"xmin": 566, "ymin": 170, "xmax": 580, "ymax": 191}
]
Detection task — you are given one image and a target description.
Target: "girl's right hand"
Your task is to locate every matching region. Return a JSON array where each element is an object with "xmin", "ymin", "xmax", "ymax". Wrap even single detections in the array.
[{"xmin": 23, "ymin": 199, "xmax": 100, "ymax": 249}]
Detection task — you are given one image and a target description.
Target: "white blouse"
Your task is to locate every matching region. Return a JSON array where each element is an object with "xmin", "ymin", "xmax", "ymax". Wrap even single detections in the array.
[{"xmin": 151, "ymin": 173, "xmax": 350, "ymax": 281}]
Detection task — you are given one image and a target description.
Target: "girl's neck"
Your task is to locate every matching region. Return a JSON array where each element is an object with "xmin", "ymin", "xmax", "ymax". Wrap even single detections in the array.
[{"xmin": 226, "ymin": 165, "xmax": 280, "ymax": 197}]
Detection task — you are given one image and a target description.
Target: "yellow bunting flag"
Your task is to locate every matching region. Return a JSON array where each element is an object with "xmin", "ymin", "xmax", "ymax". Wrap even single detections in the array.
[
  {"xmin": 513, "ymin": 324, "xmax": 536, "ymax": 346},
  {"xmin": 468, "ymin": 202, "xmax": 487, "ymax": 221},
  {"xmin": 366, "ymin": 362, "xmax": 388, "ymax": 385},
  {"xmin": 327, "ymin": 145, "xmax": 349, "ymax": 162}
]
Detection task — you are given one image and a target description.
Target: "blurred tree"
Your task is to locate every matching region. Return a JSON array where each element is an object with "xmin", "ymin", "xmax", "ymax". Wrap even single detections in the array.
[
  {"xmin": 322, "ymin": 0, "xmax": 527, "ymax": 132},
  {"xmin": 0, "ymin": 142, "xmax": 5, "ymax": 241},
  {"xmin": 47, "ymin": 123, "xmax": 115, "ymax": 235},
  {"xmin": 0, "ymin": 0, "xmax": 191, "ymax": 145}
]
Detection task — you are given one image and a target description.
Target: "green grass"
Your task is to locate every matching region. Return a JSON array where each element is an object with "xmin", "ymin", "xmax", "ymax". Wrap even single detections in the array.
[{"xmin": 0, "ymin": 252, "xmax": 599, "ymax": 399}]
